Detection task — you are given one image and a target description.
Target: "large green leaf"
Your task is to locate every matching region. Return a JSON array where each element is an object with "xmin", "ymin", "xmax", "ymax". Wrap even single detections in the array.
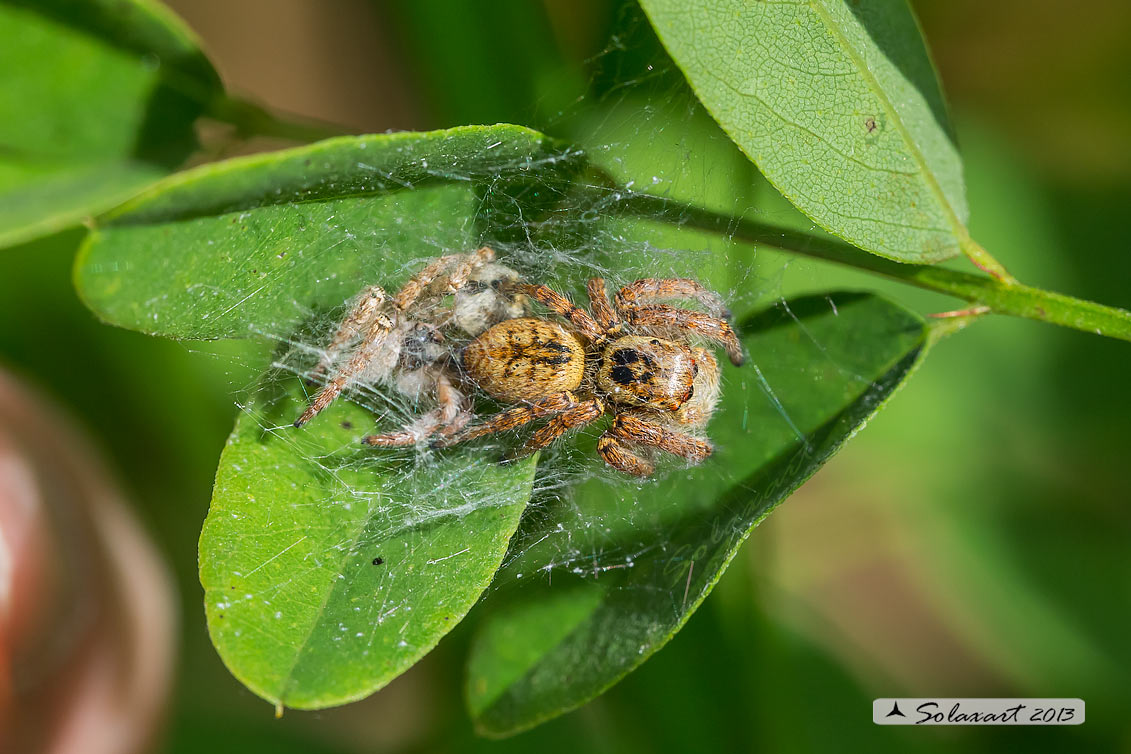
[
  {"xmin": 200, "ymin": 380, "xmax": 538, "ymax": 708},
  {"xmin": 467, "ymin": 291, "xmax": 930, "ymax": 735},
  {"xmin": 74, "ymin": 126, "xmax": 581, "ymax": 339},
  {"xmin": 638, "ymin": 0, "xmax": 968, "ymax": 263},
  {"xmin": 0, "ymin": 0, "xmax": 220, "ymax": 248},
  {"xmin": 73, "ymin": 125, "xmax": 581, "ymax": 709}
]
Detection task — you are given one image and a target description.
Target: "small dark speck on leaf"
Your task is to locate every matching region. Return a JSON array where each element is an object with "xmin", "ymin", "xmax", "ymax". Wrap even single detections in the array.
[
  {"xmin": 1035, "ymin": 306, "xmax": 1048, "ymax": 317},
  {"xmin": 277, "ymin": 252, "xmax": 287, "ymax": 259},
  {"xmin": 341, "ymin": 421, "xmax": 353, "ymax": 429},
  {"xmin": 865, "ymin": 117, "xmax": 877, "ymax": 133},
  {"xmin": 372, "ymin": 557, "xmax": 384, "ymax": 566}
]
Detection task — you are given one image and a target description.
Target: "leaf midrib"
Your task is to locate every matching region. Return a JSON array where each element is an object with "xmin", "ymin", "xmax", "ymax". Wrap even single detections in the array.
[
  {"xmin": 806, "ymin": 0, "xmax": 967, "ymax": 244},
  {"xmin": 273, "ymin": 488, "xmax": 381, "ymax": 704}
]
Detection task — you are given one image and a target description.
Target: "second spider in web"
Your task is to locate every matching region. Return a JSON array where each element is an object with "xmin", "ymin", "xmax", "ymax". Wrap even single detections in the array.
[
  {"xmin": 433, "ymin": 276, "xmax": 745, "ymax": 477},
  {"xmin": 293, "ymin": 247, "xmax": 525, "ymax": 445}
]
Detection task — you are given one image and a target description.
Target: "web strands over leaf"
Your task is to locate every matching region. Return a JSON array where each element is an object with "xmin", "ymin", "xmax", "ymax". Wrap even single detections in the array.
[
  {"xmin": 77, "ymin": 8, "xmax": 928, "ymax": 723},
  {"xmin": 231, "ymin": 143, "xmax": 886, "ymax": 720},
  {"xmin": 193, "ymin": 173, "xmax": 815, "ymax": 713},
  {"xmin": 438, "ymin": 12, "xmax": 930, "ymax": 733}
]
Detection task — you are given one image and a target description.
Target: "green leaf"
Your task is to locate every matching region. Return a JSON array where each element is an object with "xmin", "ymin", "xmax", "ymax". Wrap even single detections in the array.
[
  {"xmin": 638, "ymin": 0, "xmax": 969, "ymax": 264},
  {"xmin": 200, "ymin": 379, "xmax": 538, "ymax": 709},
  {"xmin": 568, "ymin": 92, "xmax": 760, "ymax": 296},
  {"xmin": 73, "ymin": 124, "xmax": 578, "ymax": 709},
  {"xmin": 74, "ymin": 125, "xmax": 582, "ymax": 339},
  {"xmin": 0, "ymin": 0, "xmax": 221, "ymax": 248},
  {"xmin": 467, "ymin": 291, "xmax": 929, "ymax": 735}
]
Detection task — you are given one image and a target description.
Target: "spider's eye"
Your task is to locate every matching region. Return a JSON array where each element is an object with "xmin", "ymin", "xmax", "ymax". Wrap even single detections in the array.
[
  {"xmin": 691, "ymin": 360, "xmax": 699, "ymax": 378},
  {"xmin": 610, "ymin": 366, "xmax": 636, "ymax": 385},
  {"xmin": 611, "ymin": 348, "xmax": 640, "ymax": 366}
]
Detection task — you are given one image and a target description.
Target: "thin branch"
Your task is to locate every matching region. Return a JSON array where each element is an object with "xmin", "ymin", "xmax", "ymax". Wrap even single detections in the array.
[
  {"xmin": 207, "ymin": 95, "xmax": 352, "ymax": 144},
  {"xmin": 960, "ymin": 236, "xmax": 1018, "ymax": 285},
  {"xmin": 601, "ymin": 190, "xmax": 1131, "ymax": 343}
]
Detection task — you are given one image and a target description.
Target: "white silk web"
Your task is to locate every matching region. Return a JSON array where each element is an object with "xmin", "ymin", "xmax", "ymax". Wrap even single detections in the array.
[{"xmin": 186, "ymin": 6, "xmax": 875, "ymax": 669}]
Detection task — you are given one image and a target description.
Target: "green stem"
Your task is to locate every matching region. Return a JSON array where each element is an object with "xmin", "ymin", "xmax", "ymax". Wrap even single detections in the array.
[
  {"xmin": 928, "ymin": 310, "xmax": 988, "ymax": 343},
  {"xmin": 207, "ymin": 95, "xmax": 351, "ymax": 143},
  {"xmin": 960, "ymin": 236, "xmax": 1018, "ymax": 285},
  {"xmin": 605, "ymin": 191, "xmax": 1131, "ymax": 342}
]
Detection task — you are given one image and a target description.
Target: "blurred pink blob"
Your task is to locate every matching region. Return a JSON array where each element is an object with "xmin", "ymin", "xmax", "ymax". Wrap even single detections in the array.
[{"xmin": 0, "ymin": 369, "xmax": 175, "ymax": 754}]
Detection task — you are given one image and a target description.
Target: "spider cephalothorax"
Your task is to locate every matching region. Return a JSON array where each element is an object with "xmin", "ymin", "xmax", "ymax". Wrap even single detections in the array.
[
  {"xmin": 293, "ymin": 247, "xmax": 526, "ymax": 445},
  {"xmin": 433, "ymin": 277, "xmax": 744, "ymax": 477}
]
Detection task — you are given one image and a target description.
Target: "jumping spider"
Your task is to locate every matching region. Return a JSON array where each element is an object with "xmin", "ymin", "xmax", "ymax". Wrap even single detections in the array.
[
  {"xmin": 296, "ymin": 252, "xmax": 744, "ymax": 477},
  {"xmin": 433, "ymin": 277, "xmax": 746, "ymax": 477},
  {"xmin": 294, "ymin": 247, "xmax": 525, "ymax": 445}
]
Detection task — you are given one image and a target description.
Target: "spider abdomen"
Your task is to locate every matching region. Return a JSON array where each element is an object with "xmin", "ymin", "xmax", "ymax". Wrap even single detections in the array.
[
  {"xmin": 596, "ymin": 336, "xmax": 696, "ymax": 411},
  {"xmin": 462, "ymin": 317, "xmax": 586, "ymax": 402}
]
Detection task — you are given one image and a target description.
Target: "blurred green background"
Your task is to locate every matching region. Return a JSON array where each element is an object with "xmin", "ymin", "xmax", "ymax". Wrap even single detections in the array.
[{"xmin": 2, "ymin": 0, "xmax": 1128, "ymax": 751}]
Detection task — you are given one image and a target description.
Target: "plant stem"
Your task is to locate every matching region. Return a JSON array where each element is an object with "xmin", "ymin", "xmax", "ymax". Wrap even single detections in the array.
[
  {"xmin": 960, "ymin": 236, "xmax": 1017, "ymax": 285},
  {"xmin": 928, "ymin": 311, "xmax": 984, "ymax": 343},
  {"xmin": 207, "ymin": 95, "xmax": 351, "ymax": 143},
  {"xmin": 605, "ymin": 191, "xmax": 1131, "ymax": 343}
]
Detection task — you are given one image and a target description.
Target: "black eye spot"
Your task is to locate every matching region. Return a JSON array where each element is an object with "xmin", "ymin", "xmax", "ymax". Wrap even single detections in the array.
[
  {"xmin": 610, "ymin": 365, "xmax": 635, "ymax": 385},
  {"xmin": 372, "ymin": 557, "xmax": 384, "ymax": 566},
  {"xmin": 612, "ymin": 348, "xmax": 639, "ymax": 366},
  {"xmin": 650, "ymin": 339, "xmax": 661, "ymax": 346},
  {"xmin": 691, "ymin": 362, "xmax": 699, "ymax": 377}
]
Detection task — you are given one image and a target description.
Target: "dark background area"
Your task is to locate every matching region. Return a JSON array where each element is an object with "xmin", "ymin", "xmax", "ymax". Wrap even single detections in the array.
[{"xmin": 2, "ymin": 1, "xmax": 1128, "ymax": 751}]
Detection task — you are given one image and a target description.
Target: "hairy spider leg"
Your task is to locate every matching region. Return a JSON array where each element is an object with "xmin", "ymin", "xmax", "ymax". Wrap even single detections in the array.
[
  {"xmin": 615, "ymin": 278, "xmax": 731, "ymax": 319},
  {"xmin": 295, "ymin": 310, "xmax": 396, "ymax": 426},
  {"xmin": 597, "ymin": 413, "xmax": 713, "ymax": 477},
  {"xmin": 586, "ymin": 278, "xmax": 620, "ymax": 331},
  {"xmin": 311, "ymin": 285, "xmax": 387, "ymax": 379},
  {"xmin": 516, "ymin": 397, "xmax": 605, "ymax": 456},
  {"xmin": 611, "ymin": 414, "xmax": 712, "ymax": 462},
  {"xmin": 625, "ymin": 306, "xmax": 745, "ymax": 366},
  {"xmin": 444, "ymin": 246, "xmax": 497, "ymax": 298},
  {"xmin": 431, "ymin": 391, "xmax": 585, "ymax": 448},
  {"xmin": 297, "ymin": 248, "xmax": 496, "ymax": 427},
  {"xmin": 596, "ymin": 434, "xmax": 654, "ymax": 477},
  {"xmin": 363, "ymin": 372, "xmax": 470, "ymax": 446},
  {"xmin": 510, "ymin": 283, "xmax": 605, "ymax": 342},
  {"xmin": 392, "ymin": 246, "xmax": 495, "ymax": 311}
]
